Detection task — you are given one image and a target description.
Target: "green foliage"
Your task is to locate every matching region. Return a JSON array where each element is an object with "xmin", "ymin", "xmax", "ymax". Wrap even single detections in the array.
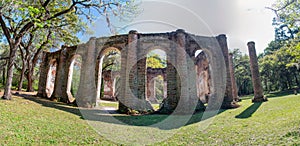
[
  {"xmin": 102, "ymin": 50, "xmax": 121, "ymax": 71},
  {"xmin": 0, "ymin": 0, "xmax": 138, "ymax": 97},
  {"xmin": 71, "ymin": 57, "xmax": 82, "ymax": 97},
  {"xmin": 154, "ymin": 75, "xmax": 164, "ymax": 101},
  {"xmin": 271, "ymin": 0, "xmax": 299, "ymax": 41},
  {"xmin": 263, "ymin": 40, "xmax": 284, "ymax": 55},
  {"xmin": 0, "ymin": 43, "xmax": 9, "ymax": 84},
  {"xmin": 146, "ymin": 51, "xmax": 166, "ymax": 69},
  {"xmin": 259, "ymin": 42, "xmax": 299, "ymax": 91},
  {"xmin": 231, "ymin": 49, "xmax": 253, "ymax": 95},
  {"xmin": 259, "ymin": 0, "xmax": 300, "ymax": 92}
]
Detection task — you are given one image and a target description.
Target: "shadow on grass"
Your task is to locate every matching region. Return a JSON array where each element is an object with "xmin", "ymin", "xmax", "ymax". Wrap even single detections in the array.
[
  {"xmin": 79, "ymin": 108, "xmax": 227, "ymax": 130},
  {"xmin": 235, "ymin": 102, "xmax": 262, "ymax": 119},
  {"xmin": 266, "ymin": 90, "xmax": 296, "ymax": 98},
  {"xmin": 15, "ymin": 93, "xmax": 83, "ymax": 117},
  {"xmin": 17, "ymin": 93, "xmax": 227, "ymax": 130},
  {"xmin": 240, "ymin": 90, "xmax": 296, "ymax": 101}
]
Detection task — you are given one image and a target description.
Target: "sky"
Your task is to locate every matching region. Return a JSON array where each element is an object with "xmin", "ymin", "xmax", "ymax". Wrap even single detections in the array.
[{"xmin": 80, "ymin": 0, "xmax": 277, "ymax": 54}]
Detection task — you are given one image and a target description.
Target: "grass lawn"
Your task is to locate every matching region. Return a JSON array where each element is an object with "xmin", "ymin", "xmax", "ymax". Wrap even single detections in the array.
[{"xmin": 0, "ymin": 91, "xmax": 299, "ymax": 145}]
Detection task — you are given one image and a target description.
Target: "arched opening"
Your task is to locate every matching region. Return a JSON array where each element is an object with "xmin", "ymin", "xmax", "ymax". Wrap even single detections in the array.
[
  {"xmin": 194, "ymin": 50, "xmax": 211, "ymax": 104},
  {"xmin": 97, "ymin": 47, "xmax": 121, "ymax": 102},
  {"xmin": 45, "ymin": 59, "xmax": 57, "ymax": 98},
  {"xmin": 67, "ymin": 55, "xmax": 82, "ymax": 102},
  {"xmin": 146, "ymin": 49, "xmax": 167, "ymax": 110}
]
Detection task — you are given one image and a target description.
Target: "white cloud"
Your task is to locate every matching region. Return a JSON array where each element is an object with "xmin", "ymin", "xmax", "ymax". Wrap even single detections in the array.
[
  {"xmin": 83, "ymin": 0, "xmax": 277, "ymax": 54},
  {"xmin": 121, "ymin": 0, "xmax": 277, "ymax": 54}
]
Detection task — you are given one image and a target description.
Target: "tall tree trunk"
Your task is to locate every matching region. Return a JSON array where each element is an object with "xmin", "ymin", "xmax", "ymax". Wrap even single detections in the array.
[
  {"xmin": 26, "ymin": 58, "xmax": 35, "ymax": 92},
  {"xmin": 26, "ymin": 70, "xmax": 34, "ymax": 92},
  {"xmin": 2, "ymin": 46, "xmax": 17, "ymax": 100},
  {"xmin": 2, "ymin": 61, "xmax": 6, "ymax": 85},
  {"xmin": 26, "ymin": 49, "xmax": 43, "ymax": 92},
  {"xmin": 17, "ymin": 60, "xmax": 26, "ymax": 91}
]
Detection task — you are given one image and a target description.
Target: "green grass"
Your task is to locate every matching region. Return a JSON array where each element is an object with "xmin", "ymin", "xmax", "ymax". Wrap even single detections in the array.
[
  {"xmin": 0, "ymin": 92, "xmax": 300, "ymax": 145},
  {"xmin": 98, "ymin": 100, "xmax": 161, "ymax": 110}
]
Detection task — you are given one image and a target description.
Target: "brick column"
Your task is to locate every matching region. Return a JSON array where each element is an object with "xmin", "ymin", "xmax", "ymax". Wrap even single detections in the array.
[
  {"xmin": 147, "ymin": 75, "xmax": 158, "ymax": 103},
  {"xmin": 51, "ymin": 49, "xmax": 66, "ymax": 101},
  {"xmin": 159, "ymin": 29, "xmax": 199, "ymax": 114},
  {"xmin": 228, "ymin": 53, "xmax": 240, "ymax": 101},
  {"xmin": 118, "ymin": 30, "xmax": 153, "ymax": 113},
  {"xmin": 247, "ymin": 42, "xmax": 267, "ymax": 102},
  {"xmin": 216, "ymin": 34, "xmax": 238, "ymax": 108},
  {"xmin": 76, "ymin": 38, "xmax": 97, "ymax": 108},
  {"xmin": 159, "ymin": 32, "xmax": 179, "ymax": 114},
  {"xmin": 37, "ymin": 51, "xmax": 49, "ymax": 97},
  {"xmin": 174, "ymin": 30, "xmax": 190, "ymax": 114}
]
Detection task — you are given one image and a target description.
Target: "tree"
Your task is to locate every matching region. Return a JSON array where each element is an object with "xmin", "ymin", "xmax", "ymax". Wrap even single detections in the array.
[
  {"xmin": 261, "ymin": 0, "xmax": 300, "ymax": 90},
  {"xmin": 0, "ymin": 0, "xmax": 137, "ymax": 100},
  {"xmin": 267, "ymin": 0, "xmax": 299, "ymax": 41},
  {"xmin": 231, "ymin": 49, "xmax": 253, "ymax": 95},
  {"xmin": 263, "ymin": 40, "xmax": 284, "ymax": 55},
  {"xmin": 102, "ymin": 50, "xmax": 121, "ymax": 71},
  {"xmin": 17, "ymin": 13, "xmax": 83, "ymax": 92},
  {"xmin": 146, "ymin": 53, "xmax": 167, "ymax": 69},
  {"xmin": 259, "ymin": 43, "xmax": 299, "ymax": 91},
  {"xmin": 0, "ymin": 43, "xmax": 9, "ymax": 85}
]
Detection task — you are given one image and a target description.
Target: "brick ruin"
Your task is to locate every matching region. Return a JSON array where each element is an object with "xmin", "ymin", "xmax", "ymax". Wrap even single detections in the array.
[
  {"xmin": 247, "ymin": 42, "xmax": 267, "ymax": 102},
  {"xmin": 37, "ymin": 29, "xmax": 240, "ymax": 114}
]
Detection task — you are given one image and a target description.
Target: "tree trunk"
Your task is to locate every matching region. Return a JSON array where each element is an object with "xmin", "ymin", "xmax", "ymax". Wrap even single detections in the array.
[
  {"xmin": 2, "ymin": 46, "xmax": 18, "ymax": 100},
  {"xmin": 2, "ymin": 61, "xmax": 6, "ymax": 85},
  {"xmin": 294, "ymin": 72, "xmax": 299, "ymax": 88},
  {"xmin": 17, "ymin": 60, "xmax": 26, "ymax": 91},
  {"xmin": 26, "ymin": 58, "xmax": 35, "ymax": 92},
  {"xmin": 26, "ymin": 70, "xmax": 34, "ymax": 92}
]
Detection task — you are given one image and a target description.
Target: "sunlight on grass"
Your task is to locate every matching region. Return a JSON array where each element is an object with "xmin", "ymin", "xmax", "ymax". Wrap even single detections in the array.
[
  {"xmin": 98, "ymin": 101, "xmax": 118, "ymax": 109},
  {"xmin": 0, "ymin": 93, "xmax": 299, "ymax": 145}
]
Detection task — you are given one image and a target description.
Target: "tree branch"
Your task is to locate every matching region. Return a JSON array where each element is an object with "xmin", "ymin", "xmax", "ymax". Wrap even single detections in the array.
[
  {"xmin": 0, "ymin": 57, "xmax": 9, "ymax": 60},
  {"xmin": 266, "ymin": 0, "xmax": 296, "ymax": 17},
  {"xmin": 32, "ymin": 30, "xmax": 52, "ymax": 69},
  {"xmin": 0, "ymin": 14, "xmax": 12, "ymax": 45}
]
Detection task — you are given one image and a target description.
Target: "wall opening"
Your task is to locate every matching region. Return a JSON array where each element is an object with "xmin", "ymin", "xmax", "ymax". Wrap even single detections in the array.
[
  {"xmin": 67, "ymin": 55, "xmax": 82, "ymax": 101},
  {"xmin": 194, "ymin": 50, "xmax": 211, "ymax": 104},
  {"xmin": 45, "ymin": 59, "xmax": 57, "ymax": 98},
  {"xmin": 146, "ymin": 49, "xmax": 167, "ymax": 110},
  {"xmin": 97, "ymin": 47, "xmax": 121, "ymax": 102}
]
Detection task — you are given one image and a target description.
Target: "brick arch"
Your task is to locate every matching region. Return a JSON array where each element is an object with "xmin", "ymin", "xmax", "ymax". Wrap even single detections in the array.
[
  {"xmin": 98, "ymin": 46, "xmax": 122, "ymax": 58},
  {"xmin": 95, "ymin": 47, "xmax": 122, "ymax": 101},
  {"xmin": 145, "ymin": 48, "xmax": 167, "ymax": 105},
  {"xmin": 45, "ymin": 59, "xmax": 57, "ymax": 98},
  {"xmin": 66, "ymin": 54, "xmax": 82, "ymax": 102},
  {"xmin": 194, "ymin": 50, "xmax": 211, "ymax": 103},
  {"xmin": 38, "ymin": 29, "xmax": 236, "ymax": 112}
]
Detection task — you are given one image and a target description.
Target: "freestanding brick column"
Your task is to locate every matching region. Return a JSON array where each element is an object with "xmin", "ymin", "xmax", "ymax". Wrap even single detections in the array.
[
  {"xmin": 228, "ymin": 53, "xmax": 240, "ymax": 101},
  {"xmin": 247, "ymin": 42, "xmax": 267, "ymax": 102},
  {"xmin": 216, "ymin": 34, "xmax": 238, "ymax": 108}
]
